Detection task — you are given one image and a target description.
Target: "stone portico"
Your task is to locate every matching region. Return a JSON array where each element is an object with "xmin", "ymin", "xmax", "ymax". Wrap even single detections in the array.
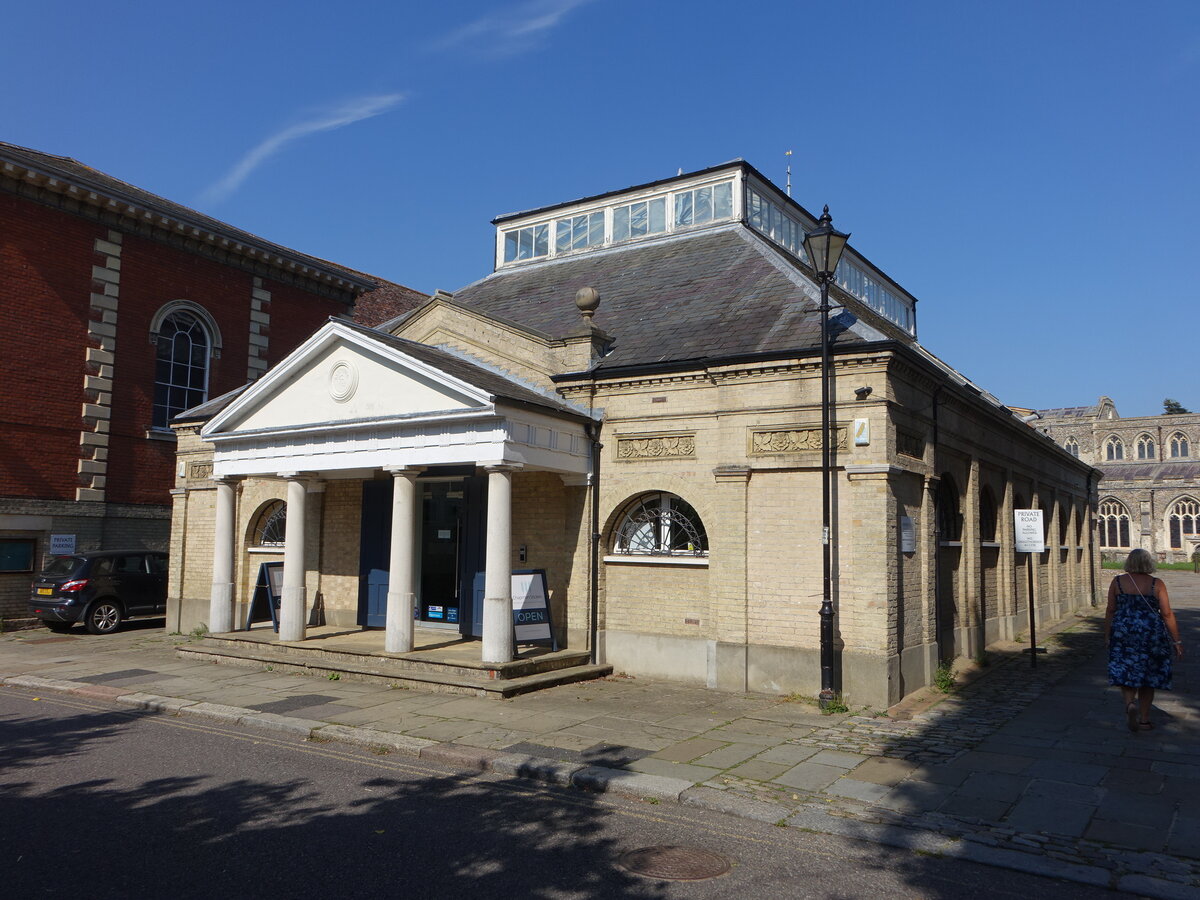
[{"xmin": 171, "ymin": 319, "xmax": 596, "ymax": 668}]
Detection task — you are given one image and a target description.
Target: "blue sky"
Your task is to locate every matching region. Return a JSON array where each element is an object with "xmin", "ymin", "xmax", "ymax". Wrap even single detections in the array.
[{"xmin": 6, "ymin": 1, "xmax": 1198, "ymax": 416}]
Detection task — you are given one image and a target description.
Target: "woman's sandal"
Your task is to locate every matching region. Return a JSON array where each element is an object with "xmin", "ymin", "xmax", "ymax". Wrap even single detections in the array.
[
  {"xmin": 1126, "ymin": 702, "xmax": 1139, "ymax": 732},
  {"xmin": 1139, "ymin": 721, "xmax": 1155, "ymax": 731}
]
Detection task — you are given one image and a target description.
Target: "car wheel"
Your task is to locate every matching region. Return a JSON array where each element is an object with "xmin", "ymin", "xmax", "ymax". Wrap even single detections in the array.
[
  {"xmin": 85, "ymin": 600, "xmax": 122, "ymax": 635},
  {"xmin": 44, "ymin": 621, "xmax": 74, "ymax": 634}
]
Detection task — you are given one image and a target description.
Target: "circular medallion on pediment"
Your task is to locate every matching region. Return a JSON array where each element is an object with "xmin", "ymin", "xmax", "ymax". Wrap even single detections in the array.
[{"xmin": 329, "ymin": 359, "xmax": 359, "ymax": 402}]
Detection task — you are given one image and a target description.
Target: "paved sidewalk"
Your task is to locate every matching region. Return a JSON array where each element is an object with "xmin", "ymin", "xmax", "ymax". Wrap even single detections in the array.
[{"xmin": 4, "ymin": 571, "xmax": 1200, "ymax": 898}]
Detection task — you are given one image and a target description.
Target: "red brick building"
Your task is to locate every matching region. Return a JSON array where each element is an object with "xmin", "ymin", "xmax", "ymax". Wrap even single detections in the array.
[{"xmin": 0, "ymin": 142, "xmax": 422, "ymax": 619}]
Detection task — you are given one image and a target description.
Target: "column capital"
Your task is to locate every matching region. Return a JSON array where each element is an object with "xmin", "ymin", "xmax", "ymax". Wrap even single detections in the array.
[
  {"xmin": 383, "ymin": 465, "xmax": 426, "ymax": 478},
  {"xmin": 481, "ymin": 462, "xmax": 523, "ymax": 474}
]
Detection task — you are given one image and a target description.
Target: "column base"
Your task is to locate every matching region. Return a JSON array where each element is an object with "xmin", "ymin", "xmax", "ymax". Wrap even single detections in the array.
[
  {"xmin": 481, "ymin": 595, "xmax": 514, "ymax": 663},
  {"xmin": 208, "ymin": 582, "xmax": 234, "ymax": 634},
  {"xmin": 279, "ymin": 586, "xmax": 307, "ymax": 642},
  {"xmin": 385, "ymin": 590, "xmax": 415, "ymax": 653}
]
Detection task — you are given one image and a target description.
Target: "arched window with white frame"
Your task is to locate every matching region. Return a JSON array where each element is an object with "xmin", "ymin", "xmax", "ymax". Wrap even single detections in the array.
[
  {"xmin": 252, "ymin": 500, "xmax": 287, "ymax": 548},
  {"xmin": 1136, "ymin": 433, "xmax": 1156, "ymax": 460},
  {"xmin": 1105, "ymin": 436, "xmax": 1124, "ymax": 461},
  {"xmin": 1098, "ymin": 499, "xmax": 1130, "ymax": 548},
  {"xmin": 1170, "ymin": 432, "xmax": 1190, "ymax": 458},
  {"xmin": 1169, "ymin": 497, "xmax": 1200, "ymax": 550},
  {"xmin": 151, "ymin": 302, "xmax": 221, "ymax": 429},
  {"xmin": 612, "ymin": 492, "xmax": 708, "ymax": 558}
]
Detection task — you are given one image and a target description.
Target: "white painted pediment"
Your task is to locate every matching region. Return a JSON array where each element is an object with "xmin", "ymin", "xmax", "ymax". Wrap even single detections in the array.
[{"xmin": 204, "ymin": 322, "xmax": 490, "ymax": 438}]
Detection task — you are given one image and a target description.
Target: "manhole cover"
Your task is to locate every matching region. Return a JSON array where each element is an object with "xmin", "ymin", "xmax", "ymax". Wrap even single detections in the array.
[{"xmin": 617, "ymin": 846, "xmax": 731, "ymax": 881}]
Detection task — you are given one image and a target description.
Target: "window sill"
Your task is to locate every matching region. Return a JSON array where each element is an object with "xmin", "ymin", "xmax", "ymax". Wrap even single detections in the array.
[
  {"xmin": 603, "ymin": 554, "xmax": 709, "ymax": 568},
  {"xmin": 248, "ymin": 547, "xmax": 285, "ymax": 555},
  {"xmin": 980, "ymin": 541, "xmax": 1001, "ymax": 549},
  {"xmin": 145, "ymin": 429, "xmax": 177, "ymax": 442}
]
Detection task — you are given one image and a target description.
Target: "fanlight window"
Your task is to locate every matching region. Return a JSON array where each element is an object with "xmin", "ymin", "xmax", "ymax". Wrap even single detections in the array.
[
  {"xmin": 1170, "ymin": 433, "xmax": 1190, "ymax": 458},
  {"xmin": 1169, "ymin": 498, "xmax": 1200, "ymax": 550},
  {"xmin": 1136, "ymin": 434, "xmax": 1156, "ymax": 460},
  {"xmin": 254, "ymin": 500, "xmax": 287, "ymax": 548},
  {"xmin": 1098, "ymin": 499, "xmax": 1130, "ymax": 548},
  {"xmin": 1105, "ymin": 436, "xmax": 1124, "ymax": 461},
  {"xmin": 613, "ymin": 493, "xmax": 708, "ymax": 557}
]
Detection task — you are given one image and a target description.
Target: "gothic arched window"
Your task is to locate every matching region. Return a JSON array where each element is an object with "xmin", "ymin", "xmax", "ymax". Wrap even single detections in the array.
[
  {"xmin": 1098, "ymin": 499, "xmax": 1130, "ymax": 548},
  {"xmin": 1136, "ymin": 434, "xmax": 1156, "ymax": 460},
  {"xmin": 1105, "ymin": 436, "xmax": 1124, "ymax": 461},
  {"xmin": 1169, "ymin": 497, "xmax": 1200, "ymax": 550},
  {"xmin": 1170, "ymin": 433, "xmax": 1190, "ymax": 458}
]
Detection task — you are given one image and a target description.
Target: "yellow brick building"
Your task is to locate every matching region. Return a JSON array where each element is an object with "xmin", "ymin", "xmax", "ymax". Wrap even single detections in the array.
[{"xmin": 170, "ymin": 162, "xmax": 1099, "ymax": 708}]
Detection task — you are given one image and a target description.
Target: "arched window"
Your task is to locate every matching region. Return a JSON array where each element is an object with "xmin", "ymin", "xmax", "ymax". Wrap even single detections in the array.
[
  {"xmin": 1169, "ymin": 497, "xmax": 1200, "ymax": 550},
  {"xmin": 153, "ymin": 310, "xmax": 211, "ymax": 428},
  {"xmin": 1105, "ymin": 436, "xmax": 1124, "ymax": 461},
  {"xmin": 1098, "ymin": 499, "xmax": 1130, "ymax": 548},
  {"xmin": 1170, "ymin": 433, "xmax": 1190, "ymax": 458},
  {"xmin": 613, "ymin": 493, "xmax": 708, "ymax": 557},
  {"xmin": 1136, "ymin": 434, "xmax": 1156, "ymax": 460},
  {"xmin": 1064, "ymin": 437, "xmax": 1079, "ymax": 458},
  {"xmin": 936, "ymin": 476, "xmax": 962, "ymax": 543},
  {"xmin": 979, "ymin": 487, "xmax": 997, "ymax": 542},
  {"xmin": 253, "ymin": 500, "xmax": 287, "ymax": 548}
]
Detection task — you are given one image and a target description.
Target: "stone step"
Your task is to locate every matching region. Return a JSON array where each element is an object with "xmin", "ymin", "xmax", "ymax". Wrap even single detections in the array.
[
  {"xmin": 198, "ymin": 633, "xmax": 592, "ymax": 679},
  {"xmin": 175, "ymin": 643, "xmax": 612, "ymax": 698}
]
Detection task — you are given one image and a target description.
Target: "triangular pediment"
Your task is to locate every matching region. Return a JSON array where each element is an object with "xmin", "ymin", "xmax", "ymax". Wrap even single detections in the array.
[{"xmin": 204, "ymin": 322, "xmax": 491, "ymax": 437}]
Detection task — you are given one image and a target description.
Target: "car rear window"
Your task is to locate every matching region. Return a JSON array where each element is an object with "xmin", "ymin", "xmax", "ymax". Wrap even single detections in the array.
[{"xmin": 41, "ymin": 556, "xmax": 86, "ymax": 578}]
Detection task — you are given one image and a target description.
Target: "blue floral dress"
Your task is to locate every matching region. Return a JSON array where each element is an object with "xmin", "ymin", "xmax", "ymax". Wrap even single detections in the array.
[{"xmin": 1108, "ymin": 575, "xmax": 1173, "ymax": 689}]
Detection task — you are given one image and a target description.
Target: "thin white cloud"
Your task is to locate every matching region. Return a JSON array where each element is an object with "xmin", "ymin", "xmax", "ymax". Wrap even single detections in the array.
[
  {"xmin": 200, "ymin": 93, "xmax": 405, "ymax": 206},
  {"xmin": 432, "ymin": 0, "xmax": 595, "ymax": 58}
]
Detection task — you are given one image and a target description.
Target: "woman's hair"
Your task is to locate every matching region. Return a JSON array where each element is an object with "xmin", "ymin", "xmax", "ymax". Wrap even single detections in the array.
[{"xmin": 1124, "ymin": 548, "xmax": 1157, "ymax": 574}]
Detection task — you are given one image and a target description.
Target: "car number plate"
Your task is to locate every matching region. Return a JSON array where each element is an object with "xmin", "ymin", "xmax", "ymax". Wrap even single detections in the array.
[{"xmin": 37, "ymin": 587, "xmax": 52, "ymax": 595}]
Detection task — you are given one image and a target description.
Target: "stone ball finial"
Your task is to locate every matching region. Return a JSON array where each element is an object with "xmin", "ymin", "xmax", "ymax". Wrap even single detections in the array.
[{"xmin": 575, "ymin": 286, "xmax": 600, "ymax": 320}]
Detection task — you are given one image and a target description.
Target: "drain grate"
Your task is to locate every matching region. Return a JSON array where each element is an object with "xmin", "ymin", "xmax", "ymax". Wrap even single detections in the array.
[{"xmin": 617, "ymin": 846, "xmax": 732, "ymax": 881}]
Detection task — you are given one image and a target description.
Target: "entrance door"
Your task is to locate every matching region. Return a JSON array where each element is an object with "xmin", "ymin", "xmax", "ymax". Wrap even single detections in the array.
[
  {"xmin": 419, "ymin": 482, "xmax": 462, "ymax": 625},
  {"xmin": 357, "ymin": 474, "xmax": 487, "ymax": 634}
]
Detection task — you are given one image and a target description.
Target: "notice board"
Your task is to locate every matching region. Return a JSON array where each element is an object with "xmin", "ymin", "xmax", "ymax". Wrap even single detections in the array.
[{"xmin": 246, "ymin": 561, "xmax": 284, "ymax": 631}]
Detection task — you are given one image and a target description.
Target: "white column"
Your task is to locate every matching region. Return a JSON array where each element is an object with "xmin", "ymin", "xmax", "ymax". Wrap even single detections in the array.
[
  {"xmin": 384, "ymin": 467, "xmax": 423, "ymax": 653},
  {"xmin": 278, "ymin": 475, "xmax": 308, "ymax": 642},
  {"xmin": 208, "ymin": 477, "xmax": 236, "ymax": 633},
  {"xmin": 482, "ymin": 464, "xmax": 517, "ymax": 663}
]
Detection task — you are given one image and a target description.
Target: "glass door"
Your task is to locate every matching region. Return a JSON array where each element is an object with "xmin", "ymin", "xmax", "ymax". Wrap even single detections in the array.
[{"xmin": 419, "ymin": 481, "xmax": 463, "ymax": 624}]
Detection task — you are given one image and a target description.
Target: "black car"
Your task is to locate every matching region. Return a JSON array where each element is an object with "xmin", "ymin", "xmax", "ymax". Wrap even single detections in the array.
[{"xmin": 29, "ymin": 550, "xmax": 168, "ymax": 634}]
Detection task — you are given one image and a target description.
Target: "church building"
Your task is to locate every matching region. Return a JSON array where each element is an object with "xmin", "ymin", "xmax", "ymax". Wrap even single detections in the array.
[{"xmin": 169, "ymin": 161, "xmax": 1099, "ymax": 707}]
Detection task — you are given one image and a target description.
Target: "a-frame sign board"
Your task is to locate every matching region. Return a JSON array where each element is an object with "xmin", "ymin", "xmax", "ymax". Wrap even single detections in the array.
[{"xmin": 245, "ymin": 561, "xmax": 284, "ymax": 632}]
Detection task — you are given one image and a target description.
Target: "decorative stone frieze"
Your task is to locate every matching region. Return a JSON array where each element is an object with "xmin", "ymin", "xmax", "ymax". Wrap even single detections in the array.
[
  {"xmin": 749, "ymin": 426, "xmax": 846, "ymax": 455},
  {"xmin": 616, "ymin": 432, "xmax": 696, "ymax": 461}
]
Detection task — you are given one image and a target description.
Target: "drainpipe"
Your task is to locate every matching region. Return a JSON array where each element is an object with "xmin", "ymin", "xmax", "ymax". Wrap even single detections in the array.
[
  {"xmin": 585, "ymin": 419, "xmax": 601, "ymax": 664},
  {"xmin": 931, "ymin": 385, "xmax": 943, "ymax": 660}
]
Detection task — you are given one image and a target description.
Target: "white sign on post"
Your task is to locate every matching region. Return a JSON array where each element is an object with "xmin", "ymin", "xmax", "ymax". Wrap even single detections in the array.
[{"xmin": 1013, "ymin": 510, "xmax": 1044, "ymax": 553}]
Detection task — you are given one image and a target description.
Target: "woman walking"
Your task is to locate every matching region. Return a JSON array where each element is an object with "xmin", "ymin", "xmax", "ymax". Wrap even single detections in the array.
[{"xmin": 1106, "ymin": 549, "xmax": 1184, "ymax": 731}]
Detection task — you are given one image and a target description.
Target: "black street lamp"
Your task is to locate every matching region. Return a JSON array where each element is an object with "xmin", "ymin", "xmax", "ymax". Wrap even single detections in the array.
[{"xmin": 803, "ymin": 205, "xmax": 850, "ymax": 708}]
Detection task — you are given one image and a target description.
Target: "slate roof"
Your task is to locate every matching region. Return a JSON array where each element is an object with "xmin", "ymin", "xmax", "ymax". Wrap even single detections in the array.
[
  {"xmin": 1096, "ymin": 461, "xmax": 1200, "ymax": 484},
  {"xmin": 1037, "ymin": 405, "xmax": 1100, "ymax": 419},
  {"xmin": 447, "ymin": 225, "xmax": 882, "ymax": 373}
]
